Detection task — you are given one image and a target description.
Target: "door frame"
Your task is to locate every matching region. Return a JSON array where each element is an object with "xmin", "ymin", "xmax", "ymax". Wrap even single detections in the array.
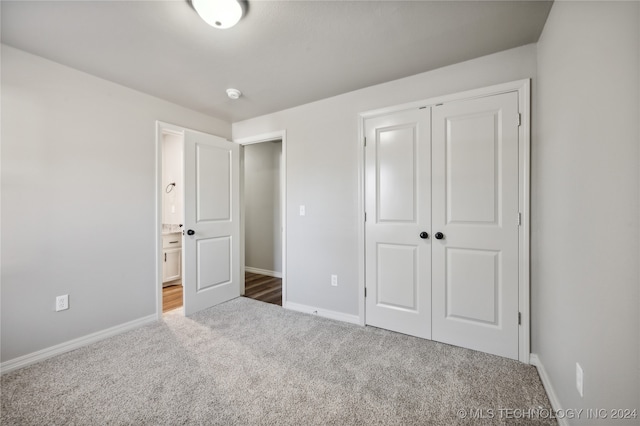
[
  {"xmin": 234, "ymin": 130, "xmax": 288, "ymax": 305},
  {"xmin": 155, "ymin": 121, "xmax": 240, "ymax": 318},
  {"xmin": 357, "ymin": 79, "xmax": 531, "ymax": 363},
  {"xmin": 155, "ymin": 121, "xmax": 187, "ymax": 319}
]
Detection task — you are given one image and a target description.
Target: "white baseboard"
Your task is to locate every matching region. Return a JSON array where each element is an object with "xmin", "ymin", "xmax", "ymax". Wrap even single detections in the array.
[
  {"xmin": 284, "ymin": 301, "xmax": 360, "ymax": 325},
  {"xmin": 530, "ymin": 353, "xmax": 569, "ymax": 426},
  {"xmin": 245, "ymin": 266, "xmax": 282, "ymax": 278},
  {"xmin": 1, "ymin": 314, "xmax": 157, "ymax": 374}
]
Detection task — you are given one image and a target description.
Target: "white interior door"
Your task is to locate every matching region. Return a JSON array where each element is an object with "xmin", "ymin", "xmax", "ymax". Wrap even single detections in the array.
[
  {"xmin": 431, "ymin": 92, "xmax": 520, "ymax": 359},
  {"xmin": 365, "ymin": 108, "xmax": 432, "ymax": 339},
  {"xmin": 183, "ymin": 130, "xmax": 240, "ymax": 316}
]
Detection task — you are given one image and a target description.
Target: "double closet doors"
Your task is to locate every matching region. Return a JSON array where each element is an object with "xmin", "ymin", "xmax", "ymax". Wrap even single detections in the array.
[{"xmin": 364, "ymin": 91, "xmax": 520, "ymax": 360}]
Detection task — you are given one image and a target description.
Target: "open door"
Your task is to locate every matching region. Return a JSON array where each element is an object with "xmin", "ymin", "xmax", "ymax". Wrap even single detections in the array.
[{"xmin": 183, "ymin": 129, "xmax": 240, "ymax": 315}]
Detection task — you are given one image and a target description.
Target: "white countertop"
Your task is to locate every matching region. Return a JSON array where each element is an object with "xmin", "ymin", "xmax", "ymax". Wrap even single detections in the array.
[{"xmin": 162, "ymin": 224, "xmax": 183, "ymax": 235}]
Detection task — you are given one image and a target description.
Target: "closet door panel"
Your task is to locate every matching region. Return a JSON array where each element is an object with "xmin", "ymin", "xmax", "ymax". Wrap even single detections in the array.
[
  {"xmin": 431, "ymin": 91, "xmax": 520, "ymax": 360},
  {"xmin": 364, "ymin": 108, "xmax": 432, "ymax": 339}
]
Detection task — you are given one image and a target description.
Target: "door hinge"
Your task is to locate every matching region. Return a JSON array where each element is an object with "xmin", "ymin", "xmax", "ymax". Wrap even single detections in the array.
[
  {"xmin": 364, "ymin": 287, "xmax": 367, "ymax": 298},
  {"xmin": 517, "ymin": 113, "xmax": 522, "ymax": 127},
  {"xmin": 518, "ymin": 312, "xmax": 522, "ymax": 325},
  {"xmin": 517, "ymin": 212, "xmax": 522, "ymax": 227},
  {"xmin": 364, "ymin": 137, "xmax": 367, "ymax": 147},
  {"xmin": 364, "ymin": 212, "xmax": 367, "ymax": 222}
]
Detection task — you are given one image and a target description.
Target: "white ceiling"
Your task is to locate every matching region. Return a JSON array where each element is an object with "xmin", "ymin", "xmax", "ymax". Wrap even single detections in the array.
[{"xmin": 1, "ymin": 0, "xmax": 552, "ymax": 122}]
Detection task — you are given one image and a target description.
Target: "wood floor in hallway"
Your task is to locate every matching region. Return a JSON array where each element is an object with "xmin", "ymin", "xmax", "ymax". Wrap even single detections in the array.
[
  {"xmin": 162, "ymin": 272, "xmax": 282, "ymax": 313},
  {"xmin": 244, "ymin": 272, "xmax": 282, "ymax": 306}
]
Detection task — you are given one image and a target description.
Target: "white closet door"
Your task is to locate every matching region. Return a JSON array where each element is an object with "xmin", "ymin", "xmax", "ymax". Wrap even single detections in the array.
[
  {"xmin": 431, "ymin": 92, "xmax": 520, "ymax": 359},
  {"xmin": 183, "ymin": 130, "xmax": 240, "ymax": 316},
  {"xmin": 364, "ymin": 108, "xmax": 432, "ymax": 339}
]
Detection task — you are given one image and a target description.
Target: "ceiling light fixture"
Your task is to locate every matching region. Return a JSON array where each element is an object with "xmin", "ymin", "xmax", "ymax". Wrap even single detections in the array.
[
  {"xmin": 226, "ymin": 88, "xmax": 242, "ymax": 99},
  {"xmin": 192, "ymin": 0, "xmax": 244, "ymax": 29}
]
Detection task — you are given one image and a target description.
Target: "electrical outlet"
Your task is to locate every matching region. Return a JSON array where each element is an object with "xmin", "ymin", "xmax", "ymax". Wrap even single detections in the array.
[
  {"xmin": 576, "ymin": 362, "xmax": 584, "ymax": 397},
  {"xmin": 331, "ymin": 275, "xmax": 338, "ymax": 287},
  {"xmin": 56, "ymin": 295, "xmax": 69, "ymax": 312},
  {"xmin": 299, "ymin": 205, "xmax": 306, "ymax": 216}
]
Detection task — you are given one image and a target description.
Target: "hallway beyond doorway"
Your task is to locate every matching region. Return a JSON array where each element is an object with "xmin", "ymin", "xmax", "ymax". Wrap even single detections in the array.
[{"xmin": 244, "ymin": 272, "xmax": 282, "ymax": 306}]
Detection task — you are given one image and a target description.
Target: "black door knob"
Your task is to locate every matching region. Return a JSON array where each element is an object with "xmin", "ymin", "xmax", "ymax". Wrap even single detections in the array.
[
  {"xmin": 419, "ymin": 232, "xmax": 429, "ymax": 239},
  {"xmin": 187, "ymin": 229, "xmax": 195, "ymax": 236},
  {"xmin": 434, "ymin": 232, "xmax": 444, "ymax": 240}
]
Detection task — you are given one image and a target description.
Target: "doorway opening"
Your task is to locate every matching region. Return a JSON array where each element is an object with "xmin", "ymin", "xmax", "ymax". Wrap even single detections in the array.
[
  {"xmin": 160, "ymin": 128, "xmax": 185, "ymax": 314},
  {"xmin": 156, "ymin": 122, "xmax": 243, "ymax": 317},
  {"xmin": 242, "ymin": 140, "xmax": 283, "ymax": 306},
  {"xmin": 237, "ymin": 132, "xmax": 287, "ymax": 307}
]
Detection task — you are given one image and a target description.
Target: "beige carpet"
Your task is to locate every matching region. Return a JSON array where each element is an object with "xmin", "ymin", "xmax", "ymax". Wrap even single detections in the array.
[{"xmin": 1, "ymin": 297, "xmax": 555, "ymax": 425}]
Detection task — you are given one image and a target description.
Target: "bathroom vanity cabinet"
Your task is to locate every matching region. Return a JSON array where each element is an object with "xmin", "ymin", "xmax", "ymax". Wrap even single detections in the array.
[{"xmin": 162, "ymin": 233, "xmax": 182, "ymax": 283}]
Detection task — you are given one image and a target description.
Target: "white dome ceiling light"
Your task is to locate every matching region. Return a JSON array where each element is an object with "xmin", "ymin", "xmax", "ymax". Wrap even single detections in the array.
[
  {"xmin": 226, "ymin": 88, "xmax": 242, "ymax": 100},
  {"xmin": 192, "ymin": 0, "xmax": 244, "ymax": 29}
]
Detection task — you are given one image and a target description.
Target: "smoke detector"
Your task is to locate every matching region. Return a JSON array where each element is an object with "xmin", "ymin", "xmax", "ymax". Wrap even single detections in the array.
[{"xmin": 226, "ymin": 88, "xmax": 242, "ymax": 100}]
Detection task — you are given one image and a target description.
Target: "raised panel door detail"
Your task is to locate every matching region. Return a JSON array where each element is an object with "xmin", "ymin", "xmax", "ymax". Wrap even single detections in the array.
[
  {"xmin": 432, "ymin": 91, "xmax": 519, "ymax": 360},
  {"xmin": 183, "ymin": 130, "xmax": 240, "ymax": 316},
  {"xmin": 446, "ymin": 248, "xmax": 499, "ymax": 325},
  {"xmin": 377, "ymin": 244, "xmax": 417, "ymax": 311},
  {"xmin": 196, "ymin": 237, "xmax": 231, "ymax": 292},
  {"xmin": 365, "ymin": 108, "xmax": 431, "ymax": 340},
  {"xmin": 377, "ymin": 125, "xmax": 417, "ymax": 223},
  {"xmin": 196, "ymin": 144, "xmax": 230, "ymax": 222},
  {"xmin": 446, "ymin": 112, "xmax": 499, "ymax": 225}
]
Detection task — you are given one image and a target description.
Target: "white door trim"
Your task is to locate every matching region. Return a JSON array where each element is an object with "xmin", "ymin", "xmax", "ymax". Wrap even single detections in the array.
[
  {"xmin": 234, "ymin": 131, "xmax": 288, "ymax": 306},
  {"xmin": 357, "ymin": 79, "xmax": 531, "ymax": 363}
]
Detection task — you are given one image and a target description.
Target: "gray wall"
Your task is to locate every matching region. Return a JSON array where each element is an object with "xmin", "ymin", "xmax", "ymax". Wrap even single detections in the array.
[
  {"xmin": 162, "ymin": 133, "xmax": 184, "ymax": 226},
  {"xmin": 244, "ymin": 141, "xmax": 282, "ymax": 273},
  {"xmin": 233, "ymin": 44, "xmax": 537, "ymax": 315},
  {"xmin": 1, "ymin": 46, "xmax": 230, "ymax": 362},
  {"xmin": 533, "ymin": 1, "xmax": 639, "ymax": 420}
]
